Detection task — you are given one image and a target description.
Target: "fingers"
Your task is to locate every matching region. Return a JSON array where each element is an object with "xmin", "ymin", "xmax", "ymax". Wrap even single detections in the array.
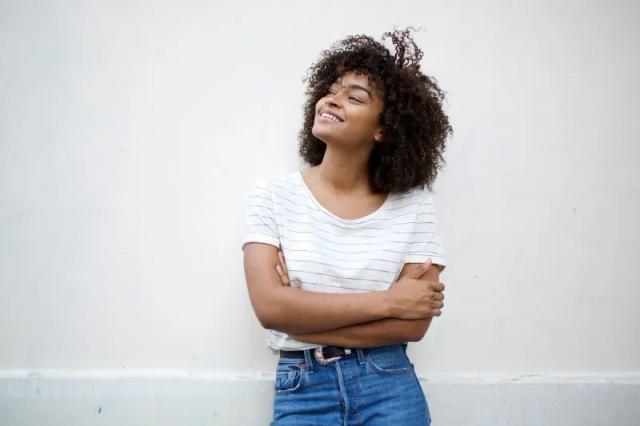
[
  {"xmin": 275, "ymin": 249, "xmax": 290, "ymax": 286},
  {"xmin": 406, "ymin": 258, "xmax": 433, "ymax": 279},
  {"xmin": 432, "ymin": 292, "xmax": 445, "ymax": 301},
  {"xmin": 432, "ymin": 288, "xmax": 445, "ymax": 316},
  {"xmin": 278, "ymin": 250, "xmax": 288, "ymax": 270}
]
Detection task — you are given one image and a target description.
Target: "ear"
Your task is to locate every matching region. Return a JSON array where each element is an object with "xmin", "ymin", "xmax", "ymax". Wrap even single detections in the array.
[{"xmin": 374, "ymin": 127, "xmax": 384, "ymax": 143}]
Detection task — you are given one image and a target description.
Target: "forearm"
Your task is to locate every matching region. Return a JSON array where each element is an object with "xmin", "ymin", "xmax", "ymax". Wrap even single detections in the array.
[
  {"xmin": 290, "ymin": 317, "xmax": 434, "ymax": 348},
  {"xmin": 262, "ymin": 287, "xmax": 392, "ymax": 335}
]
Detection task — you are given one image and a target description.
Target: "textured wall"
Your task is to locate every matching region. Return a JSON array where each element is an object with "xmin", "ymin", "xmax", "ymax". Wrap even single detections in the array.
[{"xmin": 1, "ymin": 0, "xmax": 638, "ymax": 424}]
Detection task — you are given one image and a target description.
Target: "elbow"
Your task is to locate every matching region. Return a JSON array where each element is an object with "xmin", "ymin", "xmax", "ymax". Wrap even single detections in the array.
[
  {"xmin": 256, "ymin": 311, "xmax": 273, "ymax": 330},
  {"xmin": 248, "ymin": 294, "xmax": 270, "ymax": 329},
  {"xmin": 407, "ymin": 331, "xmax": 424, "ymax": 343},
  {"xmin": 251, "ymin": 290, "xmax": 282, "ymax": 330},
  {"xmin": 254, "ymin": 289, "xmax": 290, "ymax": 331},
  {"xmin": 255, "ymin": 302, "xmax": 279, "ymax": 330},
  {"xmin": 408, "ymin": 318, "xmax": 432, "ymax": 342},
  {"xmin": 250, "ymin": 287, "xmax": 300, "ymax": 334}
]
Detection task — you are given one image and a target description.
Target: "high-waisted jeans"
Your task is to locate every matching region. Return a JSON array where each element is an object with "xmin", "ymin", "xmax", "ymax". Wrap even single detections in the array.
[{"xmin": 271, "ymin": 343, "xmax": 431, "ymax": 425}]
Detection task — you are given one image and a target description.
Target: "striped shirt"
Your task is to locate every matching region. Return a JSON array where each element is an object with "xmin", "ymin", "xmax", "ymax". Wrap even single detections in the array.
[{"xmin": 241, "ymin": 169, "xmax": 447, "ymax": 353}]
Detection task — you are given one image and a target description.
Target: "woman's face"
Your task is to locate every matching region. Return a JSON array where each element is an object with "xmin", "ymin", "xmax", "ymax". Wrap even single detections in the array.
[{"xmin": 312, "ymin": 70, "xmax": 384, "ymax": 148}]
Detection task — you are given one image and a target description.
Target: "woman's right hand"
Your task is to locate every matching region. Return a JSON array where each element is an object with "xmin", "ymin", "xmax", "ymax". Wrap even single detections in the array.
[
  {"xmin": 386, "ymin": 258, "xmax": 445, "ymax": 319},
  {"xmin": 275, "ymin": 248, "xmax": 290, "ymax": 286}
]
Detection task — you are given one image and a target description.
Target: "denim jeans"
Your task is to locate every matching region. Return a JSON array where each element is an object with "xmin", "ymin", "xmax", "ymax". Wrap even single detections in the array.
[{"xmin": 271, "ymin": 343, "xmax": 431, "ymax": 425}]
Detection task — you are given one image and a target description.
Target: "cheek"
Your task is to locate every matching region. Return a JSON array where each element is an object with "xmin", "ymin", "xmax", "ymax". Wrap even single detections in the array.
[{"xmin": 317, "ymin": 95, "xmax": 329, "ymax": 105}]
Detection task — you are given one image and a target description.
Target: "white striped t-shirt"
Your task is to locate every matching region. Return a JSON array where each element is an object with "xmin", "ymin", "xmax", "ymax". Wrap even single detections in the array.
[{"xmin": 241, "ymin": 169, "xmax": 447, "ymax": 354}]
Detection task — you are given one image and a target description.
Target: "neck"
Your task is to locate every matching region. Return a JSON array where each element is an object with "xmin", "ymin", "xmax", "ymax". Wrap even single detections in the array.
[{"xmin": 316, "ymin": 147, "xmax": 372, "ymax": 195}]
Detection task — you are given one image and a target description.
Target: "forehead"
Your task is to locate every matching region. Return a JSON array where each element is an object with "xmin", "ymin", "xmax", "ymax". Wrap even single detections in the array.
[
  {"xmin": 332, "ymin": 70, "xmax": 382, "ymax": 99},
  {"xmin": 334, "ymin": 70, "xmax": 372, "ymax": 87}
]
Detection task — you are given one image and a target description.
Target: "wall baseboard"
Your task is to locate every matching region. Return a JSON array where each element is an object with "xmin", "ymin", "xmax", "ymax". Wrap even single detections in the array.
[{"xmin": 1, "ymin": 370, "xmax": 638, "ymax": 425}]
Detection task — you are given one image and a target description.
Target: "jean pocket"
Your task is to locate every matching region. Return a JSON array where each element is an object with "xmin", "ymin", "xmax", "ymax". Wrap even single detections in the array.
[
  {"xmin": 365, "ymin": 347, "xmax": 413, "ymax": 374},
  {"xmin": 274, "ymin": 361, "xmax": 306, "ymax": 393}
]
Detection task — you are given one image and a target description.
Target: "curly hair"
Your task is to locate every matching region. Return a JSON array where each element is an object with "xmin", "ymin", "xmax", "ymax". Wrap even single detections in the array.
[{"xmin": 297, "ymin": 27, "xmax": 453, "ymax": 194}]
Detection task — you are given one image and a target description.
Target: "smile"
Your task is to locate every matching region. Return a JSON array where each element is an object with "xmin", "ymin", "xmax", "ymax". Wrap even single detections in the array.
[{"xmin": 319, "ymin": 112, "xmax": 343, "ymax": 122}]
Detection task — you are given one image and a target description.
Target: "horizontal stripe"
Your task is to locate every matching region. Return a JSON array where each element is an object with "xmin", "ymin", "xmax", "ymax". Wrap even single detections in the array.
[
  {"xmin": 284, "ymin": 227, "xmax": 437, "ymax": 241},
  {"xmin": 301, "ymin": 281, "xmax": 379, "ymax": 292},
  {"xmin": 287, "ymin": 269, "xmax": 391, "ymax": 284},
  {"xmin": 243, "ymin": 171, "xmax": 447, "ymax": 352},
  {"xmin": 280, "ymin": 234, "xmax": 440, "ymax": 256},
  {"xmin": 278, "ymin": 248, "xmax": 403, "ymax": 265},
  {"xmin": 281, "ymin": 231, "xmax": 438, "ymax": 247},
  {"xmin": 284, "ymin": 258, "xmax": 398, "ymax": 274}
]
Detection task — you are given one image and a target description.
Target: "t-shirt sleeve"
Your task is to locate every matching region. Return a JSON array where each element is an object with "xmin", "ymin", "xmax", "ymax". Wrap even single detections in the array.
[
  {"xmin": 403, "ymin": 187, "xmax": 447, "ymax": 271},
  {"xmin": 241, "ymin": 176, "xmax": 281, "ymax": 251}
]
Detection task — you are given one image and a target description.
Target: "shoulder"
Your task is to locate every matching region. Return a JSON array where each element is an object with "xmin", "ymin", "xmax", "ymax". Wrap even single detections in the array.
[
  {"xmin": 411, "ymin": 185, "xmax": 437, "ymax": 201},
  {"xmin": 393, "ymin": 185, "xmax": 436, "ymax": 207},
  {"xmin": 246, "ymin": 176, "xmax": 273, "ymax": 200},
  {"xmin": 387, "ymin": 186, "xmax": 440, "ymax": 222},
  {"xmin": 248, "ymin": 171, "xmax": 300, "ymax": 196}
]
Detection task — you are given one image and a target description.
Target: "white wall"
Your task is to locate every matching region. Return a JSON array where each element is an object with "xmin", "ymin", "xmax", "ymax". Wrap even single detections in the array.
[{"xmin": 1, "ymin": 0, "xmax": 638, "ymax": 424}]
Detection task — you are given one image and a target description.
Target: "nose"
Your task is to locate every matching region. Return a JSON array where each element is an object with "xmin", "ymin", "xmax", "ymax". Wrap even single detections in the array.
[{"xmin": 325, "ymin": 93, "xmax": 342, "ymax": 110}]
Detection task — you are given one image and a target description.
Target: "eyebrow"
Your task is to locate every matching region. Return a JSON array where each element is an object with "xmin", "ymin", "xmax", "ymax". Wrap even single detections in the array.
[{"xmin": 333, "ymin": 81, "xmax": 372, "ymax": 98}]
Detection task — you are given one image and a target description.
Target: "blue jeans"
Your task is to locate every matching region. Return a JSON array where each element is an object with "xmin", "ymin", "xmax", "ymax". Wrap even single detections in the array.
[{"xmin": 271, "ymin": 343, "xmax": 431, "ymax": 425}]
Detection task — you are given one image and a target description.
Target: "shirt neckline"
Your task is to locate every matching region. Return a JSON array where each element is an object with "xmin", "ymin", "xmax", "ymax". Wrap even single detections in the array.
[{"xmin": 296, "ymin": 169, "xmax": 392, "ymax": 224}]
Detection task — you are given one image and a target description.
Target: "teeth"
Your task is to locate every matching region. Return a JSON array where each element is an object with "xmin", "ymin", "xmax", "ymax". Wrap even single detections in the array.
[{"xmin": 321, "ymin": 112, "xmax": 341, "ymax": 121}]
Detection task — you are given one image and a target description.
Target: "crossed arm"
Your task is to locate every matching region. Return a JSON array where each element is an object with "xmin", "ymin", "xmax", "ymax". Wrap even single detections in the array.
[
  {"xmin": 278, "ymin": 253, "xmax": 442, "ymax": 348},
  {"xmin": 289, "ymin": 317, "xmax": 433, "ymax": 348}
]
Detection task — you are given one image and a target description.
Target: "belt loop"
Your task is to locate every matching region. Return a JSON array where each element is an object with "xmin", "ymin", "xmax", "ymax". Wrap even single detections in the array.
[
  {"xmin": 356, "ymin": 348, "xmax": 365, "ymax": 365},
  {"xmin": 303, "ymin": 349, "xmax": 314, "ymax": 372}
]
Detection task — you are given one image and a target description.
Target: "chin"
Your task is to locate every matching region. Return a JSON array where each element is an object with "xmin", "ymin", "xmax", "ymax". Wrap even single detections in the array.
[
  {"xmin": 312, "ymin": 131, "xmax": 351, "ymax": 149},
  {"xmin": 311, "ymin": 123, "xmax": 337, "ymax": 140},
  {"xmin": 311, "ymin": 127, "xmax": 328, "ymax": 144}
]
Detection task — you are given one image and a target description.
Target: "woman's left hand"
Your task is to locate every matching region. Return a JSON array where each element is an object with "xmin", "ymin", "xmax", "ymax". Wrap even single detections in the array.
[{"xmin": 275, "ymin": 248, "xmax": 290, "ymax": 286}]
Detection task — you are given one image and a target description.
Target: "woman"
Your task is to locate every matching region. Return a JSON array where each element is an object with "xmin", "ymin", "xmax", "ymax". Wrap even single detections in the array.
[{"xmin": 242, "ymin": 27, "xmax": 452, "ymax": 425}]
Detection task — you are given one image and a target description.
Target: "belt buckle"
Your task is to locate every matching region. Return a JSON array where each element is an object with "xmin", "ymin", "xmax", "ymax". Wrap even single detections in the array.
[{"xmin": 314, "ymin": 346, "xmax": 343, "ymax": 365}]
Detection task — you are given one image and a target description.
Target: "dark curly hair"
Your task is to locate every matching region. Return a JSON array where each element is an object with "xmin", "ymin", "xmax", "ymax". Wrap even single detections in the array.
[{"xmin": 297, "ymin": 27, "xmax": 453, "ymax": 194}]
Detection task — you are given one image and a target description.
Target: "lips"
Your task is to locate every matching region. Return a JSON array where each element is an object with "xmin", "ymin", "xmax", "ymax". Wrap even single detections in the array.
[{"xmin": 319, "ymin": 110, "xmax": 344, "ymax": 122}]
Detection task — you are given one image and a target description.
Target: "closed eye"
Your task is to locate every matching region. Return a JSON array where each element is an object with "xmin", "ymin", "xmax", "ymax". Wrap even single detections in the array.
[{"xmin": 327, "ymin": 91, "xmax": 362, "ymax": 103}]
